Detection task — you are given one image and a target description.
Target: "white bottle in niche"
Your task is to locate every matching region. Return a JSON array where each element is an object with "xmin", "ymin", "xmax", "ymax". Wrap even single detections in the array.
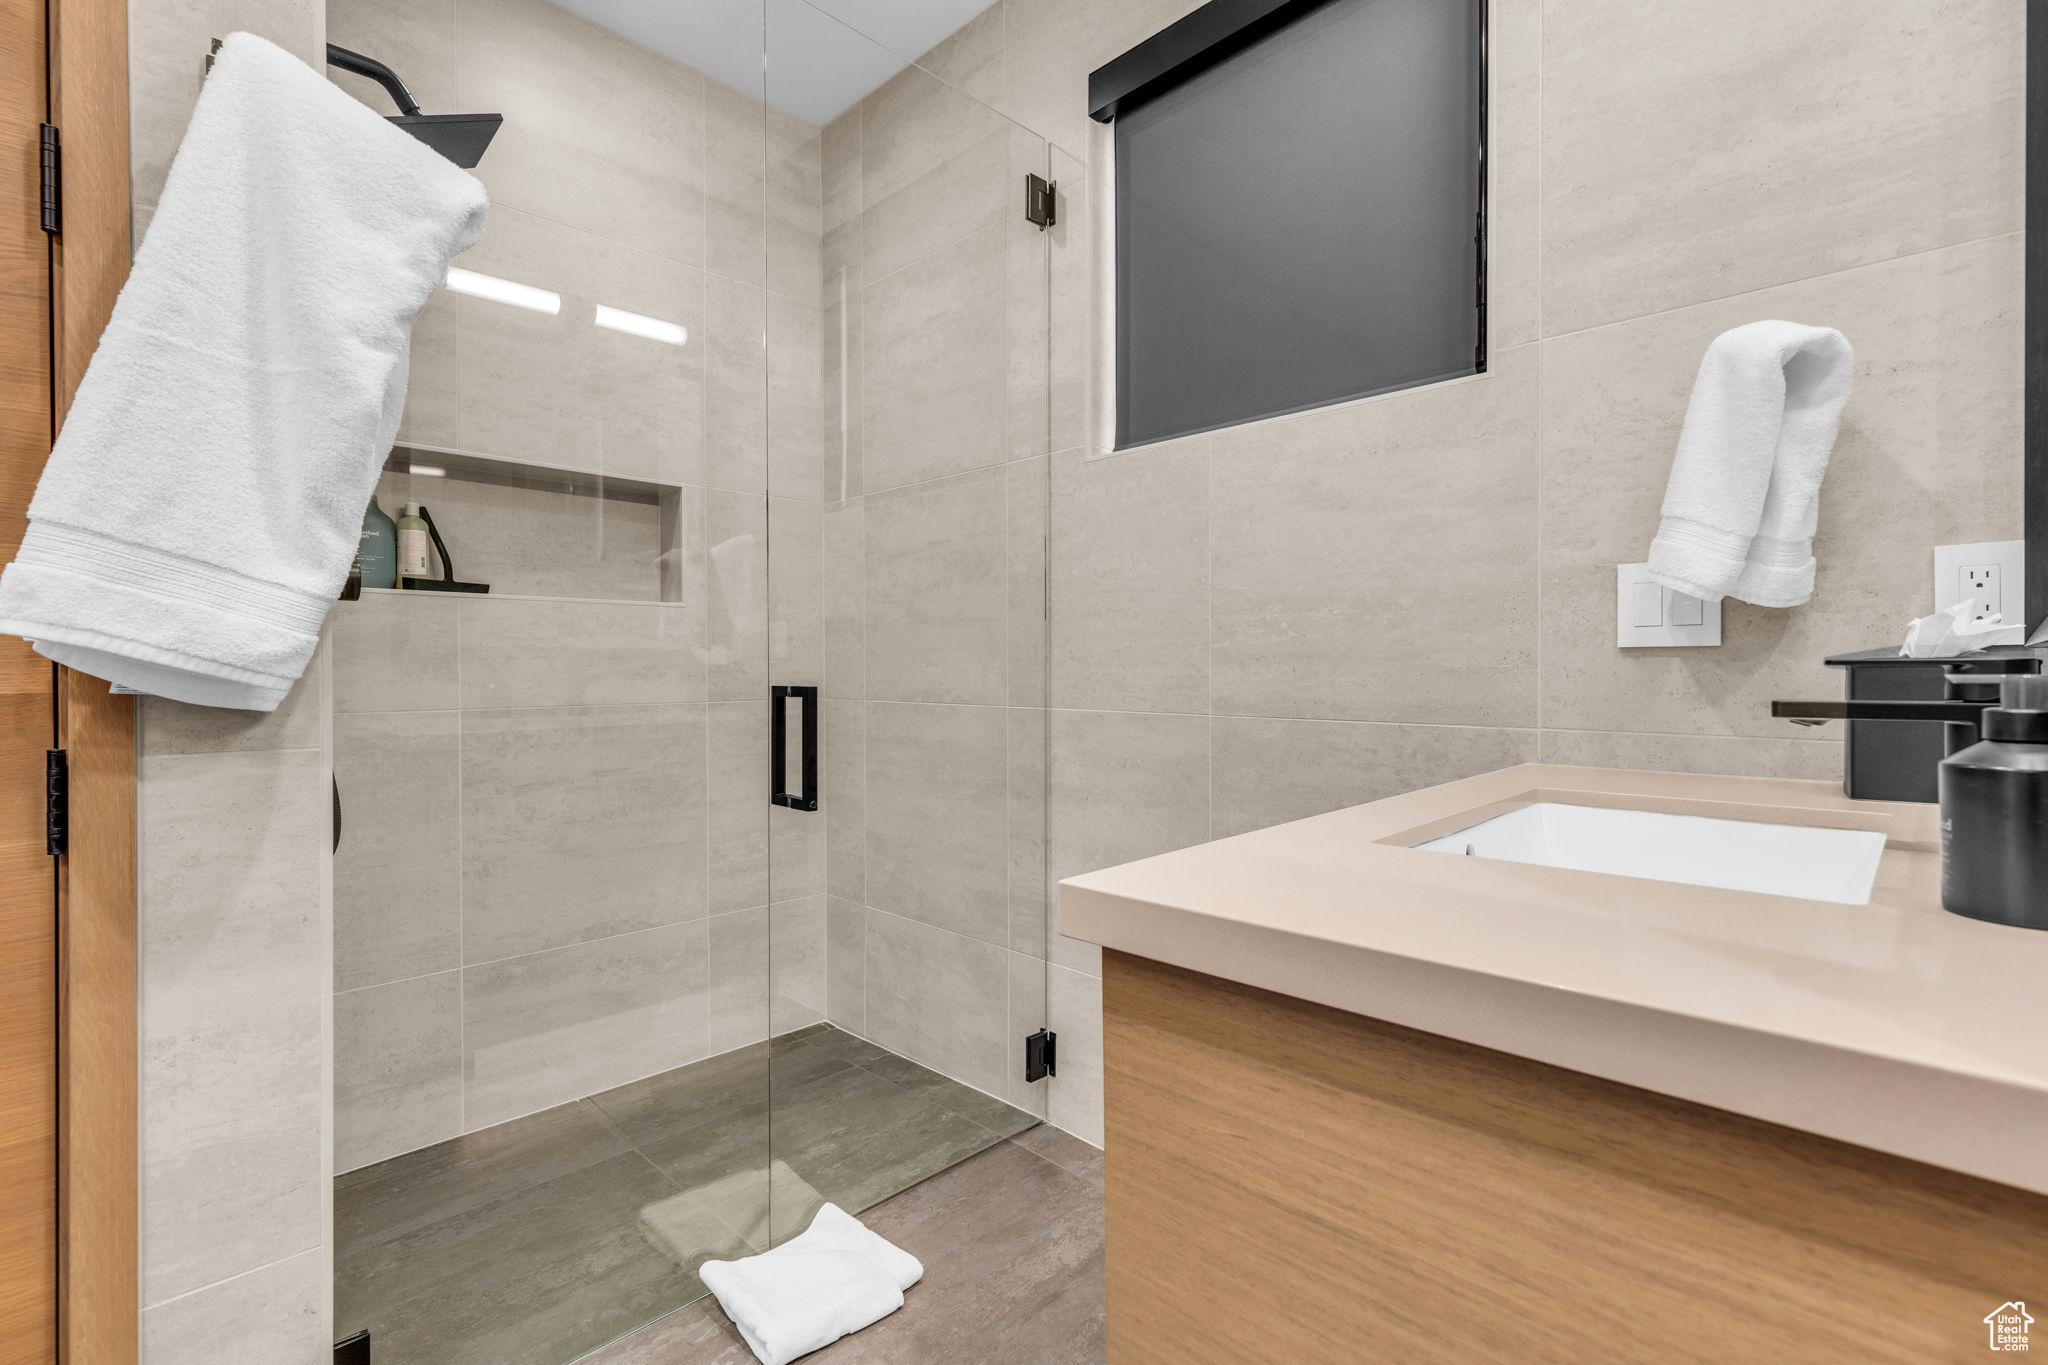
[{"xmin": 395, "ymin": 503, "xmax": 430, "ymax": 580}]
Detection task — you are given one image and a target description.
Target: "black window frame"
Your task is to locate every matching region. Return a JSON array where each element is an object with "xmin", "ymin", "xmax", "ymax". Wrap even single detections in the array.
[{"xmin": 1092, "ymin": 0, "xmax": 1489, "ymax": 450}]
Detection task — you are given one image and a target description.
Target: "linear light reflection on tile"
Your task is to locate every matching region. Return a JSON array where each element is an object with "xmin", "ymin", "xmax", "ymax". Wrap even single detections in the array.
[
  {"xmin": 406, "ymin": 464, "xmax": 447, "ymax": 478},
  {"xmin": 594, "ymin": 304, "xmax": 688, "ymax": 346},
  {"xmin": 445, "ymin": 267, "xmax": 562, "ymax": 314}
]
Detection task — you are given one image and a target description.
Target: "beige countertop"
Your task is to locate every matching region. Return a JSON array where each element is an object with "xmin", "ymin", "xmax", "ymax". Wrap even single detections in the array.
[{"xmin": 1060, "ymin": 764, "xmax": 2048, "ymax": 1194}]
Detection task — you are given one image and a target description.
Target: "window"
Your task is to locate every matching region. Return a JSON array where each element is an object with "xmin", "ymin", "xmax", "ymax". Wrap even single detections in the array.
[{"xmin": 1093, "ymin": 0, "xmax": 1486, "ymax": 449}]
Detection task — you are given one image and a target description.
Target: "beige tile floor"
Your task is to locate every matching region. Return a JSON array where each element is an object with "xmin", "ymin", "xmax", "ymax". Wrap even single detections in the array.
[
  {"xmin": 581, "ymin": 1124, "xmax": 1106, "ymax": 1364},
  {"xmin": 335, "ymin": 1025, "xmax": 1041, "ymax": 1365}
]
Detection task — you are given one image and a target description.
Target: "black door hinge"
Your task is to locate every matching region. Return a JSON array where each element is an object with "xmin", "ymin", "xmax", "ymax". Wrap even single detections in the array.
[
  {"xmin": 1024, "ymin": 172, "xmax": 1056, "ymax": 230},
  {"xmin": 1024, "ymin": 1028, "xmax": 1057, "ymax": 1083},
  {"xmin": 39, "ymin": 124, "xmax": 59, "ymax": 236},
  {"xmin": 45, "ymin": 750, "xmax": 66, "ymax": 856},
  {"xmin": 334, "ymin": 1330, "xmax": 371, "ymax": 1364}
]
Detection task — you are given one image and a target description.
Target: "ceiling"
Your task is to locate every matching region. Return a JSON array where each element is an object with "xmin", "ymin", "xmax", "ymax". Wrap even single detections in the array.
[{"xmin": 544, "ymin": 0, "xmax": 995, "ymax": 126}]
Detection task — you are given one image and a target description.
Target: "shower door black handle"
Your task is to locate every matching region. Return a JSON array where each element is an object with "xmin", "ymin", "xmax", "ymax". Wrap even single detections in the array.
[{"xmin": 771, "ymin": 685, "xmax": 818, "ymax": 812}]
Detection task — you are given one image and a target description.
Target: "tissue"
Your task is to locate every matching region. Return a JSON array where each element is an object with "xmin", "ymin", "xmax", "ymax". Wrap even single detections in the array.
[{"xmin": 1899, "ymin": 600, "xmax": 2026, "ymax": 659}]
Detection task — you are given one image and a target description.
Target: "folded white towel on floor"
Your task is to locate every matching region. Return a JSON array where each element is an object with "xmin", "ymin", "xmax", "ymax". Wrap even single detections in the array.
[
  {"xmin": 1646, "ymin": 320, "xmax": 1854, "ymax": 608},
  {"xmin": 0, "ymin": 31, "xmax": 486, "ymax": 709},
  {"xmin": 701, "ymin": 1203, "xmax": 923, "ymax": 1365}
]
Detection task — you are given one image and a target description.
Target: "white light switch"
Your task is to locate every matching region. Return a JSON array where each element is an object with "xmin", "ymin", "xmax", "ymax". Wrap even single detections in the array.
[
  {"xmin": 1616, "ymin": 563, "xmax": 1721, "ymax": 648},
  {"xmin": 1630, "ymin": 583, "xmax": 1664, "ymax": 628}
]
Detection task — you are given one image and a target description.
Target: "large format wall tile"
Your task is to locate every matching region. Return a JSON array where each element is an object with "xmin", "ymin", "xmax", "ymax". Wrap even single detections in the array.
[
  {"xmin": 1005, "ymin": 950, "xmax": 1050, "ymax": 1117},
  {"xmin": 1210, "ymin": 718, "xmax": 1539, "ymax": 841},
  {"xmin": 334, "ymin": 711, "xmax": 461, "ymax": 992},
  {"xmin": 864, "ymin": 702, "xmax": 1009, "ymax": 945},
  {"xmin": 141, "ymin": 1248, "xmax": 326, "ymax": 1365},
  {"xmin": 449, "ymin": 206, "xmax": 707, "ymax": 486},
  {"xmin": 335, "ymin": 973, "xmax": 464, "ymax": 1172},
  {"xmin": 1486, "ymin": 0, "xmax": 1542, "ymax": 348},
  {"xmin": 1007, "ymin": 456, "xmax": 1050, "ymax": 709},
  {"xmin": 707, "ymin": 492, "xmax": 769, "ymax": 702},
  {"xmin": 1047, "ymin": 709, "xmax": 1210, "ymax": 975},
  {"xmin": 861, "ymin": 224, "xmax": 1009, "ymax": 491},
  {"xmin": 1209, "ymin": 348, "xmax": 1539, "ymax": 727},
  {"xmin": 1045, "ymin": 962, "xmax": 1103, "ymax": 1147},
  {"xmin": 1049, "ymin": 440, "xmax": 1209, "ymax": 714},
  {"xmin": 140, "ymin": 751, "xmax": 324, "ymax": 1305},
  {"xmin": 768, "ymin": 106, "xmax": 826, "ymax": 306},
  {"xmin": 708, "ymin": 702, "xmax": 771, "ymax": 915},
  {"xmin": 769, "ymin": 294, "xmax": 829, "ymax": 501},
  {"xmin": 824, "ymin": 698, "xmax": 866, "ymax": 902},
  {"xmin": 705, "ymin": 276, "xmax": 770, "ymax": 495},
  {"xmin": 140, "ymin": 659, "xmax": 322, "ymax": 757},
  {"xmin": 1003, "ymin": 0, "xmax": 1204, "ymax": 157},
  {"xmin": 1537, "ymin": 235, "xmax": 2022, "ymax": 740},
  {"xmin": 1007, "ymin": 705, "xmax": 1048, "ymax": 957},
  {"xmin": 457, "ymin": 0, "xmax": 708, "ymax": 266},
  {"xmin": 770, "ymin": 895, "xmax": 829, "ymax": 1035},
  {"xmin": 1541, "ymin": 0, "xmax": 2022, "ymax": 336},
  {"xmin": 330, "ymin": 593, "xmax": 460, "ymax": 714},
  {"xmin": 705, "ymin": 74, "xmax": 773, "ymax": 288},
  {"xmin": 459, "ymin": 597, "xmax": 702, "ymax": 709},
  {"xmin": 822, "ymin": 499, "xmax": 866, "ymax": 699},
  {"xmin": 859, "ymin": 56, "xmax": 1012, "ymax": 213},
  {"xmin": 706, "ymin": 907, "xmax": 771, "ymax": 1055},
  {"xmin": 826, "ymin": 894, "xmax": 866, "ymax": 1032},
  {"xmin": 862, "ymin": 908, "xmax": 1010, "ymax": 1099},
  {"xmin": 461, "ymin": 706, "xmax": 707, "ymax": 962},
  {"xmin": 864, "ymin": 468, "xmax": 1008, "ymax": 704},
  {"xmin": 862, "ymin": 124, "xmax": 1010, "ymax": 284},
  {"xmin": 770, "ymin": 496, "xmax": 824, "ymax": 684},
  {"xmin": 1539, "ymin": 730, "xmax": 1845, "ymax": 782},
  {"xmin": 129, "ymin": 0, "xmax": 322, "ymax": 211},
  {"xmin": 463, "ymin": 921, "xmax": 712, "ymax": 1130}
]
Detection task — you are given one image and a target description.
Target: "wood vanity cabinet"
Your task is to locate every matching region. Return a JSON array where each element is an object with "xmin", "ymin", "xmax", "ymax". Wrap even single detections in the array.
[{"xmin": 1102, "ymin": 950, "xmax": 2048, "ymax": 1365}]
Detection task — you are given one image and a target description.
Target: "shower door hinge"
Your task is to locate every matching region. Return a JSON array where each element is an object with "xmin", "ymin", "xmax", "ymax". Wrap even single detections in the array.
[
  {"xmin": 44, "ymin": 750, "xmax": 66, "ymax": 856},
  {"xmin": 1024, "ymin": 1028, "xmax": 1057, "ymax": 1082},
  {"xmin": 334, "ymin": 1330, "xmax": 371, "ymax": 1364},
  {"xmin": 1023, "ymin": 173, "xmax": 1056, "ymax": 230},
  {"xmin": 38, "ymin": 124, "xmax": 59, "ymax": 236}
]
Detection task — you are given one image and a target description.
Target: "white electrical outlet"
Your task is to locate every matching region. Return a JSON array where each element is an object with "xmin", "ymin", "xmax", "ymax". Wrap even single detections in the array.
[{"xmin": 1934, "ymin": 541, "xmax": 2025, "ymax": 626}]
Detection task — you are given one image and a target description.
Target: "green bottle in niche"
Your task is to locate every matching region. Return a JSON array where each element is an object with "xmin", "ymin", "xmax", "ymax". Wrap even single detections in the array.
[
  {"xmin": 396, "ymin": 503, "xmax": 431, "ymax": 582},
  {"xmin": 356, "ymin": 498, "xmax": 397, "ymax": 590}
]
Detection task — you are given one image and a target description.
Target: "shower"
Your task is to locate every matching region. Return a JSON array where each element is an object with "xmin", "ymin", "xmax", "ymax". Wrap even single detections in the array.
[{"xmin": 324, "ymin": 43, "xmax": 502, "ymax": 167}]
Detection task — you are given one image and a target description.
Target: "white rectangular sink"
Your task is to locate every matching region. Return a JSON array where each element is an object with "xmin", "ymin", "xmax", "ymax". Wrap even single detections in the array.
[{"xmin": 1414, "ymin": 801, "xmax": 1887, "ymax": 905}]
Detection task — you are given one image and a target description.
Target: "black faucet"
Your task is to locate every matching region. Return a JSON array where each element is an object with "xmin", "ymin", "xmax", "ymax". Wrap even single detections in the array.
[{"xmin": 1770, "ymin": 651, "xmax": 2044, "ymax": 801}]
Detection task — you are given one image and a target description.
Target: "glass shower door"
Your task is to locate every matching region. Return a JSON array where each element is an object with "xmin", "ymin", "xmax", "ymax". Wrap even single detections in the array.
[
  {"xmin": 762, "ymin": 0, "xmax": 1053, "ymax": 1247},
  {"xmin": 325, "ymin": 0, "xmax": 778, "ymax": 1360}
]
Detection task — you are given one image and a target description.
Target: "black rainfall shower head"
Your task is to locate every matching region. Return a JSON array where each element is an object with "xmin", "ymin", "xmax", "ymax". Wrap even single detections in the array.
[
  {"xmin": 385, "ymin": 113, "xmax": 504, "ymax": 170},
  {"xmin": 326, "ymin": 43, "xmax": 502, "ymax": 169}
]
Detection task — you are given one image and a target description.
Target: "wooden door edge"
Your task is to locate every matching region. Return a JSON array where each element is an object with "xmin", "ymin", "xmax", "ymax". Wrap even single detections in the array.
[{"xmin": 47, "ymin": 0, "xmax": 136, "ymax": 1359}]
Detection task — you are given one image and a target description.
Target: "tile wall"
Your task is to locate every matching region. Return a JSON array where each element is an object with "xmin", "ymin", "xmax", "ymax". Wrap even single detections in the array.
[
  {"xmin": 129, "ymin": 4, "xmax": 333, "ymax": 1362},
  {"xmin": 811, "ymin": 49, "xmax": 1057, "ymax": 1125},
  {"xmin": 323, "ymin": 0, "xmax": 829, "ymax": 1174},
  {"xmin": 844, "ymin": 0, "xmax": 2023, "ymax": 1147},
  {"xmin": 127, "ymin": 4, "xmax": 2027, "ymax": 1356}
]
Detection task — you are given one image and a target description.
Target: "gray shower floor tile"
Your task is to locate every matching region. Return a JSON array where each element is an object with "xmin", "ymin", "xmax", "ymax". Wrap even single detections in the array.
[{"xmin": 334, "ymin": 1025, "xmax": 1038, "ymax": 1365}]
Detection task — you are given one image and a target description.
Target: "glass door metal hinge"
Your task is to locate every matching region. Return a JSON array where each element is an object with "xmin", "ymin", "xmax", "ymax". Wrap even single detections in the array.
[
  {"xmin": 45, "ymin": 750, "xmax": 66, "ymax": 856},
  {"xmin": 39, "ymin": 124, "xmax": 59, "ymax": 236},
  {"xmin": 1024, "ymin": 1028, "xmax": 1057, "ymax": 1082},
  {"xmin": 1024, "ymin": 173, "xmax": 1056, "ymax": 229}
]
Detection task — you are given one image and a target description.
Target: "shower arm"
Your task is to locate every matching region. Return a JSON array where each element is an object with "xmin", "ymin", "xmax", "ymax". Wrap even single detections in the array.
[{"xmin": 325, "ymin": 43, "xmax": 424, "ymax": 117}]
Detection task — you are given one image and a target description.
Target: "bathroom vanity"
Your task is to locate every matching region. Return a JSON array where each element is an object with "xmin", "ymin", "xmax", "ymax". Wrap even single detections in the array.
[{"xmin": 1061, "ymin": 765, "xmax": 2048, "ymax": 1364}]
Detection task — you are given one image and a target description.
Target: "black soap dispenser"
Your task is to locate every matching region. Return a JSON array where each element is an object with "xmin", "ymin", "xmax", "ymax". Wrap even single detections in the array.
[{"xmin": 1940, "ymin": 674, "xmax": 2048, "ymax": 929}]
